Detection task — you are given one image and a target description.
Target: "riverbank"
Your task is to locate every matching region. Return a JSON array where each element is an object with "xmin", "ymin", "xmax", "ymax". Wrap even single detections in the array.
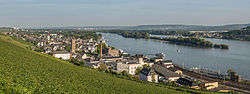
[
  {"xmin": 150, "ymin": 36, "xmax": 229, "ymax": 49},
  {"xmin": 100, "ymin": 32, "xmax": 229, "ymax": 49},
  {"xmin": 99, "ymin": 32, "xmax": 250, "ymax": 80},
  {"xmin": 100, "ymin": 33, "xmax": 250, "ymax": 93}
]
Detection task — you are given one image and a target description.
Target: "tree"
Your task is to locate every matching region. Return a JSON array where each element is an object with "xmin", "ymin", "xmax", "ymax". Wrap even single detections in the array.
[
  {"xmin": 135, "ymin": 67, "xmax": 143, "ymax": 75},
  {"xmin": 121, "ymin": 71, "xmax": 129, "ymax": 77},
  {"xmin": 142, "ymin": 64, "xmax": 150, "ymax": 68},
  {"xmin": 227, "ymin": 69, "xmax": 237, "ymax": 76},
  {"xmin": 68, "ymin": 58, "xmax": 85, "ymax": 66},
  {"xmin": 65, "ymin": 46, "xmax": 71, "ymax": 52},
  {"xmin": 145, "ymin": 32, "xmax": 150, "ymax": 39},
  {"xmin": 98, "ymin": 63, "xmax": 108, "ymax": 72},
  {"xmin": 34, "ymin": 47, "xmax": 45, "ymax": 52},
  {"xmin": 97, "ymin": 43, "xmax": 108, "ymax": 54},
  {"xmin": 152, "ymin": 73, "xmax": 156, "ymax": 82}
]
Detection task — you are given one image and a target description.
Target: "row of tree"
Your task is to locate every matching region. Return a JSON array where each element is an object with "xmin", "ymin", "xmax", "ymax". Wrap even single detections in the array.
[
  {"xmin": 121, "ymin": 32, "xmax": 150, "ymax": 39},
  {"xmin": 151, "ymin": 36, "xmax": 229, "ymax": 49},
  {"xmin": 220, "ymin": 28, "xmax": 250, "ymax": 41}
]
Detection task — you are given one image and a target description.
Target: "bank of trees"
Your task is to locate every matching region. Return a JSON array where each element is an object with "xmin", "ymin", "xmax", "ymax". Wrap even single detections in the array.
[
  {"xmin": 151, "ymin": 36, "xmax": 229, "ymax": 49},
  {"xmin": 214, "ymin": 44, "xmax": 229, "ymax": 49},
  {"xmin": 220, "ymin": 29, "xmax": 250, "ymax": 41},
  {"xmin": 101, "ymin": 30, "xmax": 230, "ymax": 49},
  {"xmin": 121, "ymin": 32, "xmax": 150, "ymax": 39}
]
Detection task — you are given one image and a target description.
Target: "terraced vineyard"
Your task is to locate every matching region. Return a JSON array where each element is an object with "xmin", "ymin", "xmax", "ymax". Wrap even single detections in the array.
[{"xmin": 0, "ymin": 35, "xmax": 218, "ymax": 94}]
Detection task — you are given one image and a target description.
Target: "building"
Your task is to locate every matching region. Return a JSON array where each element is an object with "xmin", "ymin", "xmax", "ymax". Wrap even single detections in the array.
[
  {"xmin": 102, "ymin": 57, "xmax": 123, "ymax": 63},
  {"xmin": 153, "ymin": 57, "xmax": 163, "ymax": 62},
  {"xmin": 47, "ymin": 35, "xmax": 50, "ymax": 40},
  {"xmin": 85, "ymin": 62, "xmax": 100, "ymax": 68},
  {"xmin": 176, "ymin": 77, "xmax": 194, "ymax": 87},
  {"xmin": 158, "ymin": 60, "xmax": 174, "ymax": 68},
  {"xmin": 168, "ymin": 67, "xmax": 183, "ymax": 75},
  {"xmin": 229, "ymin": 73, "xmax": 241, "ymax": 82},
  {"xmin": 107, "ymin": 47, "xmax": 119, "ymax": 57},
  {"xmin": 200, "ymin": 82, "xmax": 218, "ymax": 90},
  {"xmin": 51, "ymin": 51, "xmax": 71, "ymax": 60},
  {"xmin": 153, "ymin": 64, "xmax": 181, "ymax": 82},
  {"xmin": 140, "ymin": 67, "xmax": 158, "ymax": 83},
  {"xmin": 116, "ymin": 62, "xmax": 142, "ymax": 75},
  {"xmin": 72, "ymin": 39, "xmax": 76, "ymax": 53},
  {"xmin": 75, "ymin": 53, "xmax": 89, "ymax": 61}
]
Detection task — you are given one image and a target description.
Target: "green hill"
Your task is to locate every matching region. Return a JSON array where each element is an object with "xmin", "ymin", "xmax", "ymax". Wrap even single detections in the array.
[{"xmin": 0, "ymin": 35, "xmax": 218, "ymax": 94}]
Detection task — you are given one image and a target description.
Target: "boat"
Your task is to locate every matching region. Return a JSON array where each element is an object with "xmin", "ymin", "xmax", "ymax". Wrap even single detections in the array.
[
  {"xmin": 155, "ymin": 53, "xmax": 165, "ymax": 58},
  {"xmin": 177, "ymin": 50, "xmax": 180, "ymax": 52}
]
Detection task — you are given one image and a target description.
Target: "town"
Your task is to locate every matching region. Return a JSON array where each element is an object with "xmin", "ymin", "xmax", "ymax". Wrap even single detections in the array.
[{"xmin": 1, "ymin": 28, "xmax": 250, "ymax": 93}]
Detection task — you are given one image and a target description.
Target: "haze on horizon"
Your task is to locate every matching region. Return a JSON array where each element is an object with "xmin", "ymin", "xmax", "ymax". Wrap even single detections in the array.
[{"xmin": 0, "ymin": 0, "xmax": 250, "ymax": 28}]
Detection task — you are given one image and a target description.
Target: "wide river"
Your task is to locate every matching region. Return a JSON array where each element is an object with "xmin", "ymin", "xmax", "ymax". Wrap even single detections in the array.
[{"xmin": 99, "ymin": 32, "xmax": 250, "ymax": 79}]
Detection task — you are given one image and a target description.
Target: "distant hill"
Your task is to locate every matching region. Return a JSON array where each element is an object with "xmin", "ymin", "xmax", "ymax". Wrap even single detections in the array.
[
  {"xmin": 131, "ymin": 24, "xmax": 250, "ymax": 31},
  {"xmin": 0, "ymin": 27, "xmax": 18, "ymax": 32},
  {"xmin": 27, "ymin": 24, "xmax": 250, "ymax": 31},
  {"xmin": 0, "ymin": 35, "xmax": 218, "ymax": 93}
]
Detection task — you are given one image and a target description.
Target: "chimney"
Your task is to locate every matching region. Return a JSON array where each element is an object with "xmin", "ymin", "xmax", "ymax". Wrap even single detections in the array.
[
  {"xmin": 100, "ymin": 42, "xmax": 103, "ymax": 61},
  {"xmin": 72, "ymin": 39, "xmax": 76, "ymax": 53}
]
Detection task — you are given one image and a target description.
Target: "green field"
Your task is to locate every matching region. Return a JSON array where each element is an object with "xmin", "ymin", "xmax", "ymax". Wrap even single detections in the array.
[{"xmin": 0, "ymin": 35, "xmax": 218, "ymax": 94}]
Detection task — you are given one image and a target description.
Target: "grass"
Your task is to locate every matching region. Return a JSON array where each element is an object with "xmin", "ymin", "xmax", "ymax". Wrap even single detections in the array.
[
  {"xmin": 0, "ymin": 34, "xmax": 34, "ymax": 49},
  {"xmin": 0, "ymin": 35, "xmax": 220, "ymax": 94}
]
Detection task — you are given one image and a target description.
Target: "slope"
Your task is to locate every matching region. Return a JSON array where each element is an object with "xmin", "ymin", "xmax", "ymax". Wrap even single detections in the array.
[{"xmin": 0, "ymin": 35, "xmax": 217, "ymax": 94}]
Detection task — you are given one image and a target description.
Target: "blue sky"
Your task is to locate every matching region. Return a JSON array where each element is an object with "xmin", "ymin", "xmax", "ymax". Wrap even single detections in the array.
[{"xmin": 0, "ymin": 0, "xmax": 250, "ymax": 28}]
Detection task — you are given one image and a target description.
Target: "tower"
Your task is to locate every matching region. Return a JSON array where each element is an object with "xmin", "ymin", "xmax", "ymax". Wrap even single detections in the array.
[
  {"xmin": 72, "ymin": 39, "xmax": 76, "ymax": 53},
  {"xmin": 100, "ymin": 41, "xmax": 103, "ymax": 61},
  {"xmin": 47, "ymin": 35, "xmax": 50, "ymax": 40}
]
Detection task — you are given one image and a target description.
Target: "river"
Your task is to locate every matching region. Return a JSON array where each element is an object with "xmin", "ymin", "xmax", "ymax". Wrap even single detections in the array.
[{"xmin": 99, "ymin": 32, "xmax": 250, "ymax": 79}]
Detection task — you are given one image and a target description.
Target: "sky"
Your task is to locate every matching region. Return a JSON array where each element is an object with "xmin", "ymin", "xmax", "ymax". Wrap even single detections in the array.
[{"xmin": 0, "ymin": 0, "xmax": 250, "ymax": 28}]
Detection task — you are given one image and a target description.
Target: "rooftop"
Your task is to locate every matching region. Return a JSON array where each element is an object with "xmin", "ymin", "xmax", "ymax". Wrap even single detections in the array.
[
  {"xmin": 140, "ymin": 67, "xmax": 156, "ymax": 76},
  {"xmin": 51, "ymin": 51, "xmax": 70, "ymax": 54},
  {"xmin": 153, "ymin": 64, "xmax": 180, "ymax": 78}
]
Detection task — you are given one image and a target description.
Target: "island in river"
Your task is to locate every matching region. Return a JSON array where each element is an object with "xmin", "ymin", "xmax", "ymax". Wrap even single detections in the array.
[{"xmin": 100, "ymin": 31, "xmax": 229, "ymax": 49}]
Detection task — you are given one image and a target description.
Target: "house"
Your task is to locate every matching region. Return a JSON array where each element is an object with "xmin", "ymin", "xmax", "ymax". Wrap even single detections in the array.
[
  {"xmin": 140, "ymin": 67, "xmax": 158, "ymax": 83},
  {"xmin": 102, "ymin": 57, "xmax": 123, "ymax": 63},
  {"xmin": 153, "ymin": 57, "xmax": 163, "ymax": 62},
  {"xmin": 157, "ymin": 60, "xmax": 174, "ymax": 68},
  {"xmin": 168, "ymin": 67, "xmax": 183, "ymax": 75},
  {"xmin": 176, "ymin": 77, "xmax": 194, "ymax": 87},
  {"xmin": 229, "ymin": 73, "xmax": 241, "ymax": 82},
  {"xmin": 116, "ymin": 62, "xmax": 142, "ymax": 75},
  {"xmin": 105, "ymin": 62, "xmax": 118, "ymax": 70},
  {"xmin": 51, "ymin": 51, "xmax": 71, "ymax": 60},
  {"xmin": 75, "ymin": 53, "xmax": 89, "ymax": 61},
  {"xmin": 176, "ymin": 77, "xmax": 200, "ymax": 89},
  {"xmin": 153, "ymin": 64, "xmax": 181, "ymax": 82},
  {"xmin": 200, "ymin": 82, "xmax": 218, "ymax": 90},
  {"xmin": 107, "ymin": 47, "xmax": 119, "ymax": 57},
  {"xmin": 85, "ymin": 62, "xmax": 100, "ymax": 68},
  {"xmin": 44, "ymin": 47, "xmax": 52, "ymax": 53},
  {"xmin": 144, "ymin": 61, "xmax": 154, "ymax": 67},
  {"xmin": 1, "ymin": 32, "xmax": 12, "ymax": 35}
]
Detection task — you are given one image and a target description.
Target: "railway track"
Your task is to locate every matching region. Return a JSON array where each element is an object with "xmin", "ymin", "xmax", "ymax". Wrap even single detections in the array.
[{"xmin": 174, "ymin": 65, "xmax": 250, "ymax": 93}]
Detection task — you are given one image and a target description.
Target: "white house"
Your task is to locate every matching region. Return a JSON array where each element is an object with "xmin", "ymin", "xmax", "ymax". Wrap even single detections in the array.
[
  {"xmin": 116, "ymin": 62, "xmax": 142, "ymax": 75},
  {"xmin": 140, "ymin": 67, "xmax": 158, "ymax": 83},
  {"xmin": 52, "ymin": 51, "xmax": 71, "ymax": 60}
]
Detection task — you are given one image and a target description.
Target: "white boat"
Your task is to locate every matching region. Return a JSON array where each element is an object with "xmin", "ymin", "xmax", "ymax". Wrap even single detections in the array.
[
  {"xmin": 155, "ymin": 53, "xmax": 165, "ymax": 58},
  {"xmin": 177, "ymin": 50, "xmax": 180, "ymax": 52}
]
